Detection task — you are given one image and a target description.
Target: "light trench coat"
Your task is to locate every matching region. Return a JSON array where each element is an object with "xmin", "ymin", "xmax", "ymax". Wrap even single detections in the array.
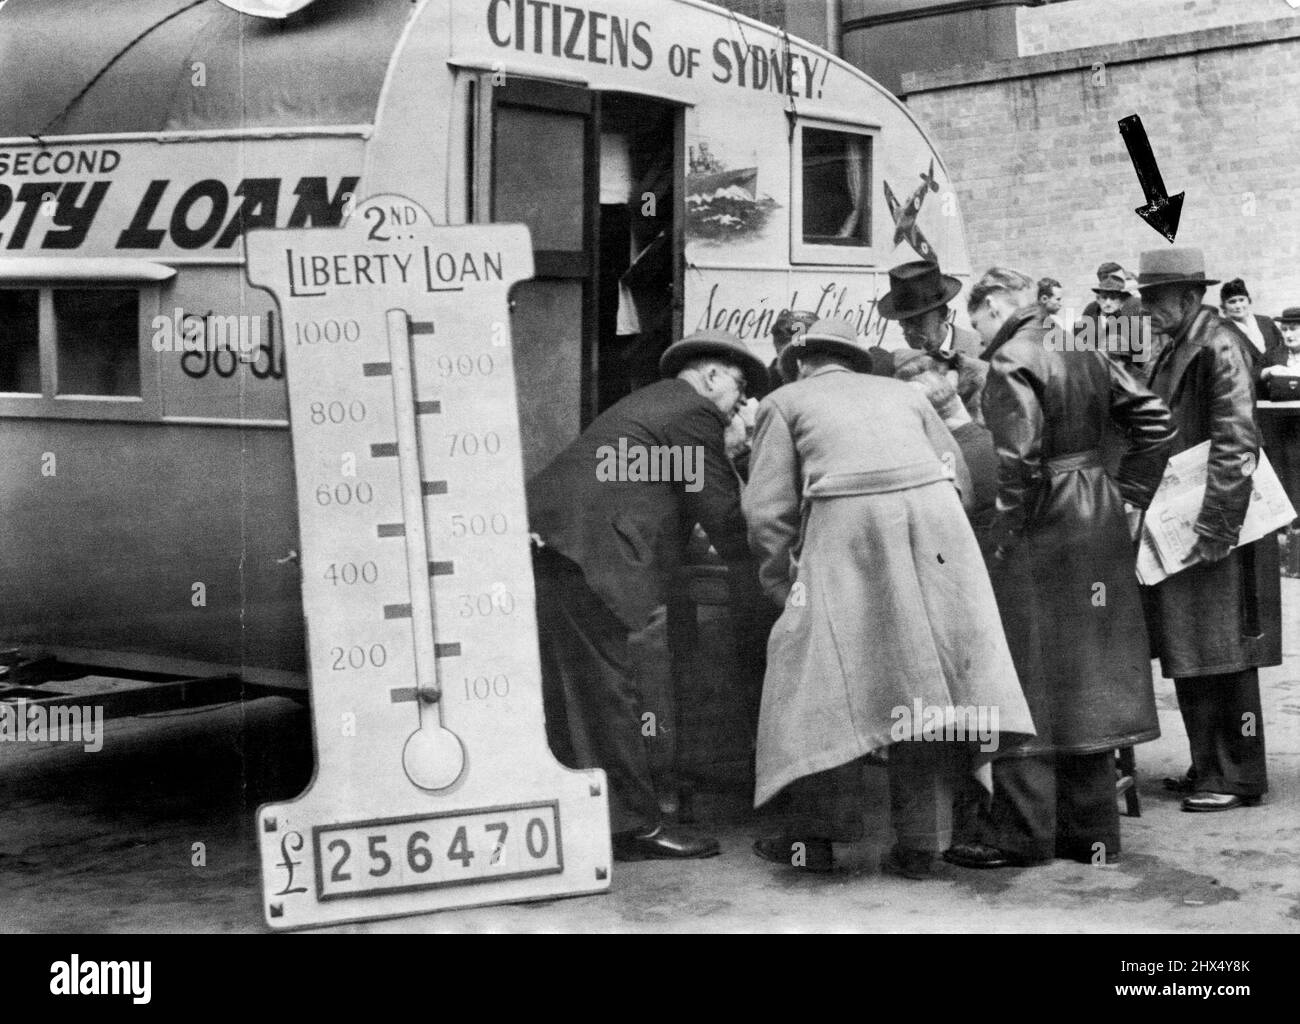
[{"xmin": 743, "ymin": 365, "xmax": 1035, "ymax": 806}]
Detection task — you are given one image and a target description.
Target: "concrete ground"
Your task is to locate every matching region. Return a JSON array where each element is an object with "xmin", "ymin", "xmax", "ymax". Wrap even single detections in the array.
[{"xmin": 2, "ymin": 581, "xmax": 1298, "ymax": 934}]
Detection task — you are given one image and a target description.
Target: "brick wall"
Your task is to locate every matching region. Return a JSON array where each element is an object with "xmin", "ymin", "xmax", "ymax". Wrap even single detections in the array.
[
  {"xmin": 1019, "ymin": 0, "xmax": 1288, "ymax": 56},
  {"xmin": 902, "ymin": 17, "xmax": 1300, "ymax": 321}
]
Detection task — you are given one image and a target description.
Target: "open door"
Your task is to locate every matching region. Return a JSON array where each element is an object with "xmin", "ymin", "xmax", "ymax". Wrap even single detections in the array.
[{"xmin": 473, "ymin": 77, "xmax": 598, "ymax": 480}]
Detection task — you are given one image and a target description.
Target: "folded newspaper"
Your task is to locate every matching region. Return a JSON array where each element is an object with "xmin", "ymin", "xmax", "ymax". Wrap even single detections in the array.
[{"xmin": 1136, "ymin": 440, "xmax": 1296, "ymax": 584}]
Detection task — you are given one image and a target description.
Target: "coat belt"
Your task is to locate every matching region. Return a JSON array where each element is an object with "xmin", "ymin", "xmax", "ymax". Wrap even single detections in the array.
[
  {"xmin": 1044, "ymin": 449, "xmax": 1102, "ymax": 474},
  {"xmin": 805, "ymin": 460, "xmax": 954, "ymax": 498}
]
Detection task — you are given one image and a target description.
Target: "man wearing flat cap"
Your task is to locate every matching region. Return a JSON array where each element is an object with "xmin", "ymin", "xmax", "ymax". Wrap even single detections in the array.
[
  {"xmin": 1138, "ymin": 248, "xmax": 1282, "ymax": 813},
  {"xmin": 879, "ymin": 260, "xmax": 989, "ymax": 422},
  {"xmin": 744, "ymin": 318, "xmax": 1034, "ymax": 878},
  {"xmin": 527, "ymin": 330, "xmax": 767, "ymax": 859}
]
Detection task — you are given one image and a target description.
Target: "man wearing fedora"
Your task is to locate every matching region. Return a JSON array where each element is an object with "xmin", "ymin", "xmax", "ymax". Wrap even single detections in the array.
[
  {"xmin": 527, "ymin": 330, "xmax": 768, "ymax": 859},
  {"xmin": 879, "ymin": 260, "xmax": 988, "ymax": 424},
  {"xmin": 744, "ymin": 318, "xmax": 1035, "ymax": 878},
  {"xmin": 944, "ymin": 267, "xmax": 1174, "ymax": 870},
  {"xmin": 1138, "ymin": 249, "xmax": 1282, "ymax": 813}
]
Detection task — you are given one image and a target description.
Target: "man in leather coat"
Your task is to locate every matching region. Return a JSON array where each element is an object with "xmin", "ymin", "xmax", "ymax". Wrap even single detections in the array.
[
  {"xmin": 945, "ymin": 267, "xmax": 1176, "ymax": 870},
  {"xmin": 1137, "ymin": 249, "xmax": 1282, "ymax": 813}
]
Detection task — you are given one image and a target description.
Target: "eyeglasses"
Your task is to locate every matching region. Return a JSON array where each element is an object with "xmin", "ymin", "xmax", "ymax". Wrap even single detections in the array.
[{"xmin": 726, "ymin": 370, "xmax": 748, "ymax": 398}]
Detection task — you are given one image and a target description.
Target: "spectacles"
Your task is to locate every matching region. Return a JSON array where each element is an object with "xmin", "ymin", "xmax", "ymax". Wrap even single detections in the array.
[{"xmin": 716, "ymin": 367, "xmax": 747, "ymax": 397}]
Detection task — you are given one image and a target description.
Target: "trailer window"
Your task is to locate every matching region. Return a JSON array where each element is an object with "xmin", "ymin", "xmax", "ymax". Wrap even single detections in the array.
[
  {"xmin": 0, "ymin": 288, "xmax": 40, "ymax": 393},
  {"xmin": 54, "ymin": 289, "xmax": 140, "ymax": 397},
  {"xmin": 801, "ymin": 127, "xmax": 871, "ymax": 246}
]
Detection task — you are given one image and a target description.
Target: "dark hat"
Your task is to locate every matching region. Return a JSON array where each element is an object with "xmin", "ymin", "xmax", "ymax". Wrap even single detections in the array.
[
  {"xmin": 1096, "ymin": 261, "xmax": 1125, "ymax": 279},
  {"xmin": 771, "ymin": 309, "xmax": 820, "ymax": 341},
  {"xmin": 1274, "ymin": 307, "xmax": 1300, "ymax": 325},
  {"xmin": 1136, "ymin": 248, "xmax": 1220, "ymax": 292},
  {"xmin": 777, "ymin": 318, "xmax": 876, "ymax": 380},
  {"xmin": 878, "ymin": 260, "xmax": 962, "ymax": 320},
  {"xmin": 660, "ymin": 330, "xmax": 771, "ymax": 398},
  {"xmin": 1220, "ymin": 278, "xmax": 1250, "ymax": 302},
  {"xmin": 1092, "ymin": 272, "xmax": 1129, "ymax": 296}
]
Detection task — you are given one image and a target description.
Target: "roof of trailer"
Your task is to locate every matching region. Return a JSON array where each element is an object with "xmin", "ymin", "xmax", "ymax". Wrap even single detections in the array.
[{"xmin": 0, "ymin": 0, "xmax": 416, "ymax": 139}]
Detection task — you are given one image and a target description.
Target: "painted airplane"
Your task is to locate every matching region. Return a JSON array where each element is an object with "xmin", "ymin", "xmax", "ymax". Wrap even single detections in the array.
[{"xmin": 884, "ymin": 158, "xmax": 940, "ymax": 262}]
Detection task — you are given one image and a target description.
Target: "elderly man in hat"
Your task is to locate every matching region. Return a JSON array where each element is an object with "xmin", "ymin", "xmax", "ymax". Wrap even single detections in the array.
[
  {"xmin": 527, "ymin": 330, "xmax": 768, "ymax": 859},
  {"xmin": 744, "ymin": 318, "xmax": 1035, "ymax": 878},
  {"xmin": 944, "ymin": 267, "xmax": 1175, "ymax": 870},
  {"xmin": 879, "ymin": 260, "xmax": 988, "ymax": 422},
  {"xmin": 1138, "ymin": 249, "xmax": 1282, "ymax": 813}
]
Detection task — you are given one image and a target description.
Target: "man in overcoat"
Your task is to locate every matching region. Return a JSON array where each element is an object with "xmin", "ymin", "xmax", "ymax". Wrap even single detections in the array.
[
  {"xmin": 527, "ymin": 330, "xmax": 768, "ymax": 859},
  {"xmin": 1137, "ymin": 249, "xmax": 1282, "ymax": 812},
  {"xmin": 878, "ymin": 259, "xmax": 988, "ymax": 423},
  {"xmin": 945, "ymin": 267, "xmax": 1176, "ymax": 869},
  {"xmin": 743, "ymin": 318, "xmax": 1035, "ymax": 878}
]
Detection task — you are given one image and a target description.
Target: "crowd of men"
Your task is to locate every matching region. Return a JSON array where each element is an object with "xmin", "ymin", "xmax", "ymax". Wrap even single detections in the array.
[{"xmin": 525, "ymin": 246, "xmax": 1290, "ymax": 877}]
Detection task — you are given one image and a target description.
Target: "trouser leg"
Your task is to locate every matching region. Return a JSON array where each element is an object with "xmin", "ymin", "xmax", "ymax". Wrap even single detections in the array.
[
  {"xmin": 784, "ymin": 759, "xmax": 872, "ymax": 843},
  {"xmin": 533, "ymin": 552, "xmax": 661, "ymax": 835},
  {"xmin": 1054, "ymin": 751, "xmax": 1121, "ymax": 861},
  {"xmin": 975, "ymin": 755, "xmax": 1055, "ymax": 861},
  {"xmin": 1174, "ymin": 669, "xmax": 1268, "ymax": 796},
  {"xmin": 888, "ymin": 742, "xmax": 956, "ymax": 854}
]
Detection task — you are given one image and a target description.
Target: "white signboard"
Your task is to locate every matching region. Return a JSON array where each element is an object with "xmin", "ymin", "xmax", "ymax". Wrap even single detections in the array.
[{"xmin": 245, "ymin": 195, "xmax": 610, "ymax": 930}]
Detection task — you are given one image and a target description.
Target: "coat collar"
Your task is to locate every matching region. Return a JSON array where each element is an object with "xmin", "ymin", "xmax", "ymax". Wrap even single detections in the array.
[
  {"xmin": 978, "ymin": 305, "xmax": 1040, "ymax": 362},
  {"xmin": 803, "ymin": 363, "xmax": 854, "ymax": 380},
  {"xmin": 1150, "ymin": 306, "xmax": 1216, "ymax": 397}
]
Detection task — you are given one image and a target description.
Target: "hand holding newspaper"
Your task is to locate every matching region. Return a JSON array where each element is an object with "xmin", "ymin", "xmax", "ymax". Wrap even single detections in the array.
[{"xmin": 1136, "ymin": 441, "xmax": 1296, "ymax": 585}]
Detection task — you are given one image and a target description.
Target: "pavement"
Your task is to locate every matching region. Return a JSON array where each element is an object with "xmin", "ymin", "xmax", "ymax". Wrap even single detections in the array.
[{"xmin": 2, "ymin": 580, "xmax": 1298, "ymax": 934}]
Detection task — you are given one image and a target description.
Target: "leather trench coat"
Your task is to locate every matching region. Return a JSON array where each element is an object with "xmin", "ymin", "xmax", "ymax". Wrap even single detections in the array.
[
  {"xmin": 981, "ymin": 307, "xmax": 1176, "ymax": 755},
  {"xmin": 1141, "ymin": 306, "xmax": 1283, "ymax": 677}
]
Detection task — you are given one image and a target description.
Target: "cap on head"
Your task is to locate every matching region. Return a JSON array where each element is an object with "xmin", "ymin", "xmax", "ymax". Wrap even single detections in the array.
[
  {"xmin": 878, "ymin": 260, "xmax": 962, "ymax": 320},
  {"xmin": 777, "ymin": 317, "xmax": 876, "ymax": 380},
  {"xmin": 1136, "ymin": 247, "xmax": 1220, "ymax": 293},
  {"xmin": 1220, "ymin": 278, "xmax": 1250, "ymax": 303},
  {"xmin": 659, "ymin": 329, "xmax": 771, "ymax": 398}
]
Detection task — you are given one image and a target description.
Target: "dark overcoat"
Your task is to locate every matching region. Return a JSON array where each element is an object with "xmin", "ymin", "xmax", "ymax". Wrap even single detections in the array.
[
  {"xmin": 981, "ymin": 307, "xmax": 1176, "ymax": 756},
  {"xmin": 526, "ymin": 377, "xmax": 748, "ymax": 631},
  {"xmin": 1142, "ymin": 307, "xmax": 1283, "ymax": 678}
]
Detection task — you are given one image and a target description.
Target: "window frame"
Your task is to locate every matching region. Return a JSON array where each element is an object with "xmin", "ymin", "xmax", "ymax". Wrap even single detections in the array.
[
  {"xmin": 0, "ymin": 280, "xmax": 163, "ymax": 421},
  {"xmin": 789, "ymin": 115, "xmax": 881, "ymax": 268}
]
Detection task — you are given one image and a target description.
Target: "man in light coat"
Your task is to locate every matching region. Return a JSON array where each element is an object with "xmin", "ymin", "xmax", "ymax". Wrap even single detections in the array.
[
  {"xmin": 743, "ymin": 318, "xmax": 1035, "ymax": 878},
  {"xmin": 1138, "ymin": 249, "xmax": 1282, "ymax": 812}
]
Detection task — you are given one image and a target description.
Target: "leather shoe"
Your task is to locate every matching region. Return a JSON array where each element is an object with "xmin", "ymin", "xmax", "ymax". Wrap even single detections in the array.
[
  {"xmin": 612, "ymin": 824, "xmax": 720, "ymax": 861},
  {"xmin": 883, "ymin": 845, "xmax": 937, "ymax": 880},
  {"xmin": 942, "ymin": 841, "xmax": 1045, "ymax": 869},
  {"xmin": 1182, "ymin": 791, "xmax": 1262, "ymax": 813},
  {"xmin": 752, "ymin": 834, "xmax": 834, "ymax": 872}
]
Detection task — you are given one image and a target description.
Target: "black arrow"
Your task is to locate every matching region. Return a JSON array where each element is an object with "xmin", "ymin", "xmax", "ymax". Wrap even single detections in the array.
[{"xmin": 1118, "ymin": 114, "xmax": 1184, "ymax": 242}]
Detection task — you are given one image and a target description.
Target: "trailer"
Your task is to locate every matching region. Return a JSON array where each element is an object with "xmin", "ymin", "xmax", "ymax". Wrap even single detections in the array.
[{"xmin": 0, "ymin": 0, "xmax": 972, "ymax": 697}]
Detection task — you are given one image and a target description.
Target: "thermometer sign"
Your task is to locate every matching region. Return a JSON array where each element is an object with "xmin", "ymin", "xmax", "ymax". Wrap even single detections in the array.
[{"xmin": 246, "ymin": 196, "xmax": 610, "ymax": 930}]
